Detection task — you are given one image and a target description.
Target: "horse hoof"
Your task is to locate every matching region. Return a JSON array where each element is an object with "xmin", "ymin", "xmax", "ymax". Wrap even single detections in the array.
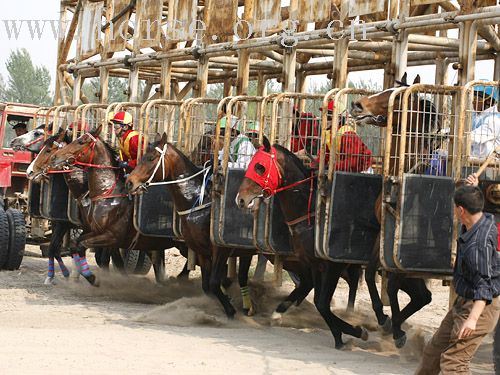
[
  {"xmin": 360, "ymin": 327, "xmax": 369, "ymax": 341},
  {"xmin": 243, "ymin": 305, "xmax": 255, "ymax": 317},
  {"xmin": 44, "ymin": 277, "xmax": 55, "ymax": 285},
  {"xmin": 394, "ymin": 333, "xmax": 407, "ymax": 348},
  {"xmin": 270, "ymin": 311, "xmax": 283, "ymax": 326},
  {"xmin": 335, "ymin": 341, "xmax": 346, "ymax": 350},
  {"xmin": 85, "ymin": 274, "xmax": 100, "ymax": 287},
  {"xmin": 382, "ymin": 316, "xmax": 393, "ymax": 334}
]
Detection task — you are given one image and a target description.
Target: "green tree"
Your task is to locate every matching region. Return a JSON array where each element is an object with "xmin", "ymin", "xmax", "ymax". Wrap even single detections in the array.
[
  {"xmin": 1, "ymin": 49, "xmax": 52, "ymax": 105},
  {"xmin": 82, "ymin": 76, "xmax": 147, "ymax": 103}
]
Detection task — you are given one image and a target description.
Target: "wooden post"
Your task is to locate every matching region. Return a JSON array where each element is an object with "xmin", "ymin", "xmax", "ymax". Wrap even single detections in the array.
[
  {"xmin": 458, "ymin": 21, "xmax": 477, "ymax": 85},
  {"xmin": 55, "ymin": 5, "xmax": 68, "ymax": 105},
  {"xmin": 223, "ymin": 69, "xmax": 233, "ymax": 97},
  {"xmin": 237, "ymin": 50, "xmax": 251, "ymax": 95},
  {"xmin": 99, "ymin": 67, "xmax": 109, "ymax": 104},
  {"xmin": 161, "ymin": 59, "xmax": 172, "ymax": 99},
  {"xmin": 128, "ymin": 65, "xmax": 140, "ymax": 102},
  {"xmin": 495, "ymin": 54, "xmax": 500, "ymax": 81},
  {"xmin": 282, "ymin": 48, "xmax": 297, "ymax": 92},
  {"xmin": 332, "ymin": 37, "xmax": 348, "ymax": 89},
  {"xmin": 194, "ymin": 55, "xmax": 209, "ymax": 97},
  {"xmin": 257, "ymin": 73, "xmax": 267, "ymax": 97},
  {"xmin": 72, "ymin": 73, "xmax": 83, "ymax": 106}
]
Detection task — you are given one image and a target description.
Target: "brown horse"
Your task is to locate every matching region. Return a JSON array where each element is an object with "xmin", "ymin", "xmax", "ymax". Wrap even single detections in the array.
[
  {"xmin": 125, "ymin": 133, "xmax": 259, "ymax": 317},
  {"xmin": 237, "ymin": 139, "xmax": 369, "ymax": 349},
  {"xmin": 349, "ymin": 74, "xmax": 436, "ymax": 347},
  {"xmin": 41, "ymin": 125, "xmax": 184, "ymax": 285}
]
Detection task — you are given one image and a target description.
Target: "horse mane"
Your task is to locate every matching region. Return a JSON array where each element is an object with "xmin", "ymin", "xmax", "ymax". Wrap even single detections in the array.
[
  {"xmin": 44, "ymin": 130, "xmax": 71, "ymax": 146},
  {"xmin": 273, "ymin": 144, "xmax": 311, "ymax": 177},
  {"xmin": 100, "ymin": 140, "xmax": 120, "ymax": 168}
]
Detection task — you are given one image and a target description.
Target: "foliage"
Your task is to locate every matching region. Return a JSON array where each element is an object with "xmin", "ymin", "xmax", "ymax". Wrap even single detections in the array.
[
  {"xmin": 0, "ymin": 49, "xmax": 52, "ymax": 106},
  {"xmin": 82, "ymin": 77, "xmax": 142, "ymax": 103}
]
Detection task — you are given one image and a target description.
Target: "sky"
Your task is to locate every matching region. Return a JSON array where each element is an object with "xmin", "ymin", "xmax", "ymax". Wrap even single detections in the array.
[{"xmin": 0, "ymin": 1, "xmax": 495, "ymax": 92}]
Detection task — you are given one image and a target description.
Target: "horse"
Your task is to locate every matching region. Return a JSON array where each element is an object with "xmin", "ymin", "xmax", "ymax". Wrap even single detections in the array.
[
  {"xmin": 29, "ymin": 127, "xmax": 179, "ymax": 285},
  {"xmin": 236, "ymin": 138, "xmax": 369, "ymax": 349},
  {"xmin": 348, "ymin": 73, "xmax": 436, "ymax": 347},
  {"xmin": 125, "ymin": 133, "xmax": 262, "ymax": 317}
]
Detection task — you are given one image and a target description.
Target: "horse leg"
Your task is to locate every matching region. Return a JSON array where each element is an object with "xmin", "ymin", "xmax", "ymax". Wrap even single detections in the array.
[
  {"xmin": 176, "ymin": 245, "xmax": 190, "ymax": 279},
  {"xmin": 344, "ymin": 264, "xmax": 361, "ymax": 313},
  {"xmin": 44, "ymin": 221, "xmax": 69, "ymax": 285},
  {"xmin": 389, "ymin": 276, "xmax": 432, "ymax": 348},
  {"xmin": 272, "ymin": 268, "xmax": 313, "ymax": 324},
  {"xmin": 238, "ymin": 254, "xmax": 253, "ymax": 316},
  {"xmin": 209, "ymin": 248, "xmax": 236, "ymax": 318},
  {"xmin": 365, "ymin": 237, "xmax": 391, "ymax": 331},
  {"xmin": 313, "ymin": 262, "xmax": 368, "ymax": 350},
  {"xmin": 150, "ymin": 250, "xmax": 167, "ymax": 285},
  {"xmin": 110, "ymin": 248, "xmax": 125, "ymax": 273},
  {"xmin": 72, "ymin": 238, "xmax": 99, "ymax": 287}
]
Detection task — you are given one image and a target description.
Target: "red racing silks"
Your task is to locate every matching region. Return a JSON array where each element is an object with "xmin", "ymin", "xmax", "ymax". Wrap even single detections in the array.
[{"xmin": 244, "ymin": 146, "xmax": 282, "ymax": 195}]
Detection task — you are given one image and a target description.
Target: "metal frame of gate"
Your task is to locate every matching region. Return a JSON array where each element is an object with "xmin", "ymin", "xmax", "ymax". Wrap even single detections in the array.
[
  {"xmin": 315, "ymin": 88, "xmax": 382, "ymax": 264},
  {"xmin": 173, "ymin": 97, "xmax": 221, "ymax": 240},
  {"xmin": 379, "ymin": 84, "xmax": 464, "ymax": 274},
  {"xmin": 460, "ymin": 80, "xmax": 500, "ymax": 217},
  {"xmin": 211, "ymin": 95, "xmax": 264, "ymax": 249},
  {"xmin": 255, "ymin": 92, "xmax": 324, "ymax": 256},
  {"xmin": 132, "ymin": 99, "xmax": 183, "ymax": 238},
  {"xmin": 39, "ymin": 105, "xmax": 78, "ymax": 222}
]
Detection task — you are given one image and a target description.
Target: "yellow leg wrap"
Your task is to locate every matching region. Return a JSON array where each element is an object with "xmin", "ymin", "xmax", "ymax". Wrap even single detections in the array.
[{"xmin": 241, "ymin": 286, "xmax": 252, "ymax": 310}]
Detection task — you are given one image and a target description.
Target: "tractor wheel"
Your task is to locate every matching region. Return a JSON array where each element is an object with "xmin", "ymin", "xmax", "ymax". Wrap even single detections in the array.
[
  {"xmin": 0, "ymin": 209, "xmax": 10, "ymax": 269},
  {"xmin": 4, "ymin": 208, "xmax": 26, "ymax": 270},
  {"xmin": 121, "ymin": 249, "xmax": 152, "ymax": 275}
]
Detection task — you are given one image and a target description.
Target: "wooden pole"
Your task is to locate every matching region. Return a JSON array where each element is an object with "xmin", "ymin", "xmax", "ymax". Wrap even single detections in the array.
[
  {"xmin": 458, "ymin": 21, "xmax": 477, "ymax": 85},
  {"xmin": 282, "ymin": 48, "xmax": 297, "ymax": 92},
  {"xmin": 495, "ymin": 54, "xmax": 500, "ymax": 81},
  {"xmin": 161, "ymin": 60, "xmax": 172, "ymax": 99},
  {"xmin": 194, "ymin": 55, "xmax": 209, "ymax": 97},
  {"xmin": 99, "ymin": 67, "xmax": 109, "ymax": 104},
  {"xmin": 332, "ymin": 38, "xmax": 348, "ymax": 88},
  {"xmin": 128, "ymin": 65, "xmax": 140, "ymax": 102}
]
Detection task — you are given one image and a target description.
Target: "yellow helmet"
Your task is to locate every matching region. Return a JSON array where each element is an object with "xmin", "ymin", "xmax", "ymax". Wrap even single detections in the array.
[{"xmin": 112, "ymin": 111, "xmax": 133, "ymax": 126}]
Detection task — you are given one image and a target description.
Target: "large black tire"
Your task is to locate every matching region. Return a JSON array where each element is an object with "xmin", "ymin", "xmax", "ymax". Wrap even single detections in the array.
[
  {"xmin": 121, "ymin": 249, "xmax": 152, "ymax": 275},
  {"xmin": 0, "ymin": 209, "xmax": 10, "ymax": 268},
  {"xmin": 4, "ymin": 209, "xmax": 26, "ymax": 270}
]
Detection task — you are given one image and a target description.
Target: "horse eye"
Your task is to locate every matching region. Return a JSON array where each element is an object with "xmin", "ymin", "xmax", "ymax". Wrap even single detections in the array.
[
  {"xmin": 34, "ymin": 131, "xmax": 40, "ymax": 136},
  {"xmin": 78, "ymin": 138, "xmax": 84, "ymax": 145},
  {"xmin": 255, "ymin": 163, "xmax": 265, "ymax": 176}
]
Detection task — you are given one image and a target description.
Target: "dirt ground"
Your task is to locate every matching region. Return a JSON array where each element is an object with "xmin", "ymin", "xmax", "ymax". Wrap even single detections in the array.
[{"xmin": 0, "ymin": 246, "xmax": 495, "ymax": 375}]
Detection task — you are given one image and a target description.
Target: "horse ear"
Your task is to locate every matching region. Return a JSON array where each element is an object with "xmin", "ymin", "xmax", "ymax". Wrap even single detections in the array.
[
  {"xmin": 57, "ymin": 128, "xmax": 66, "ymax": 140},
  {"xmin": 47, "ymin": 122, "xmax": 53, "ymax": 132},
  {"xmin": 413, "ymin": 74, "xmax": 421, "ymax": 84},
  {"xmin": 262, "ymin": 135, "xmax": 271, "ymax": 152},
  {"xmin": 153, "ymin": 133, "xmax": 161, "ymax": 144},
  {"xmin": 91, "ymin": 124, "xmax": 103, "ymax": 137},
  {"xmin": 160, "ymin": 132, "xmax": 168, "ymax": 146},
  {"xmin": 400, "ymin": 72, "xmax": 408, "ymax": 86}
]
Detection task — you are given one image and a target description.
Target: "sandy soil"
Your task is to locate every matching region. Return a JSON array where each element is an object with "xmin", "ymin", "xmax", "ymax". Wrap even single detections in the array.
[{"xmin": 0, "ymin": 246, "xmax": 495, "ymax": 375}]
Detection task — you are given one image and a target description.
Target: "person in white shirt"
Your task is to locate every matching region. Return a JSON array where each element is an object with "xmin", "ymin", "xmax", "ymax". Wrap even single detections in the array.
[
  {"xmin": 469, "ymin": 84, "xmax": 500, "ymax": 160},
  {"xmin": 218, "ymin": 116, "xmax": 259, "ymax": 169}
]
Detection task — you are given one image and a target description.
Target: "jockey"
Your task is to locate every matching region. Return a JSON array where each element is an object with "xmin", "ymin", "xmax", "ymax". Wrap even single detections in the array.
[
  {"xmin": 112, "ymin": 111, "xmax": 140, "ymax": 172},
  {"xmin": 291, "ymin": 106, "xmax": 320, "ymax": 155},
  {"xmin": 318, "ymin": 100, "xmax": 373, "ymax": 172},
  {"xmin": 218, "ymin": 116, "xmax": 258, "ymax": 169}
]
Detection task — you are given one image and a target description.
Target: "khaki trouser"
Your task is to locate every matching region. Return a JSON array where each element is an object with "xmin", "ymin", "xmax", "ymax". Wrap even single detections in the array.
[{"xmin": 415, "ymin": 296, "xmax": 500, "ymax": 375}]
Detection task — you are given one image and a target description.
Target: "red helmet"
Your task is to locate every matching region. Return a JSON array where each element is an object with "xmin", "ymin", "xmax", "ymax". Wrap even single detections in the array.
[
  {"xmin": 319, "ymin": 100, "xmax": 334, "ymax": 112},
  {"xmin": 112, "ymin": 112, "xmax": 133, "ymax": 126}
]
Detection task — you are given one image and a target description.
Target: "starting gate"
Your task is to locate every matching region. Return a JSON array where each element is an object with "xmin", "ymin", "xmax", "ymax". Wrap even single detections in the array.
[
  {"xmin": 133, "ymin": 99, "xmax": 183, "ymax": 238},
  {"xmin": 315, "ymin": 88, "xmax": 382, "ymax": 264},
  {"xmin": 380, "ymin": 84, "xmax": 464, "ymax": 274},
  {"xmin": 211, "ymin": 96, "xmax": 264, "ymax": 249}
]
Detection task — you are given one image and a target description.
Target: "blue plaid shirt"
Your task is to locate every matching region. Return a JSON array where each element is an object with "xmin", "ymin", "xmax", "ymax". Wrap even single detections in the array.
[{"xmin": 454, "ymin": 213, "xmax": 500, "ymax": 304}]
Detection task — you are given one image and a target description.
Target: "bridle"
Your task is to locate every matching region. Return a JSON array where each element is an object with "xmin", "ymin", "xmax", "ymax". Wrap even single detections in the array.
[{"xmin": 244, "ymin": 146, "xmax": 316, "ymax": 225}]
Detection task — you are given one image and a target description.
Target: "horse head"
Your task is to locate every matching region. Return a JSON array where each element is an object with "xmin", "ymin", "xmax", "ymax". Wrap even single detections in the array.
[
  {"xmin": 350, "ymin": 73, "xmax": 421, "ymax": 127},
  {"xmin": 10, "ymin": 124, "xmax": 51, "ymax": 153},
  {"xmin": 49, "ymin": 124, "xmax": 103, "ymax": 170},
  {"xmin": 126, "ymin": 132, "xmax": 178, "ymax": 195},
  {"xmin": 27, "ymin": 128, "xmax": 69, "ymax": 182},
  {"xmin": 236, "ymin": 137, "xmax": 310, "ymax": 212}
]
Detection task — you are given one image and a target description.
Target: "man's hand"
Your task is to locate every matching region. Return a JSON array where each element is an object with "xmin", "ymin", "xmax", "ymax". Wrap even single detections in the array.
[
  {"xmin": 458, "ymin": 317, "xmax": 478, "ymax": 339},
  {"xmin": 465, "ymin": 173, "xmax": 479, "ymax": 187},
  {"xmin": 118, "ymin": 160, "xmax": 129, "ymax": 169}
]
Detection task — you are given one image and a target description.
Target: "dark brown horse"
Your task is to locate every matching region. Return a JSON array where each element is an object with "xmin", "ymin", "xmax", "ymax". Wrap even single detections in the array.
[
  {"xmin": 42, "ymin": 125, "xmax": 184, "ymax": 285},
  {"xmin": 237, "ymin": 139, "xmax": 369, "ymax": 349},
  {"xmin": 125, "ymin": 133, "xmax": 256, "ymax": 317},
  {"xmin": 348, "ymin": 74, "xmax": 436, "ymax": 347}
]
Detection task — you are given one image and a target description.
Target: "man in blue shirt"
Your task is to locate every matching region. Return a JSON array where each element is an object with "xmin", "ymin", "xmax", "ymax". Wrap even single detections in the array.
[{"xmin": 415, "ymin": 184, "xmax": 499, "ymax": 375}]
